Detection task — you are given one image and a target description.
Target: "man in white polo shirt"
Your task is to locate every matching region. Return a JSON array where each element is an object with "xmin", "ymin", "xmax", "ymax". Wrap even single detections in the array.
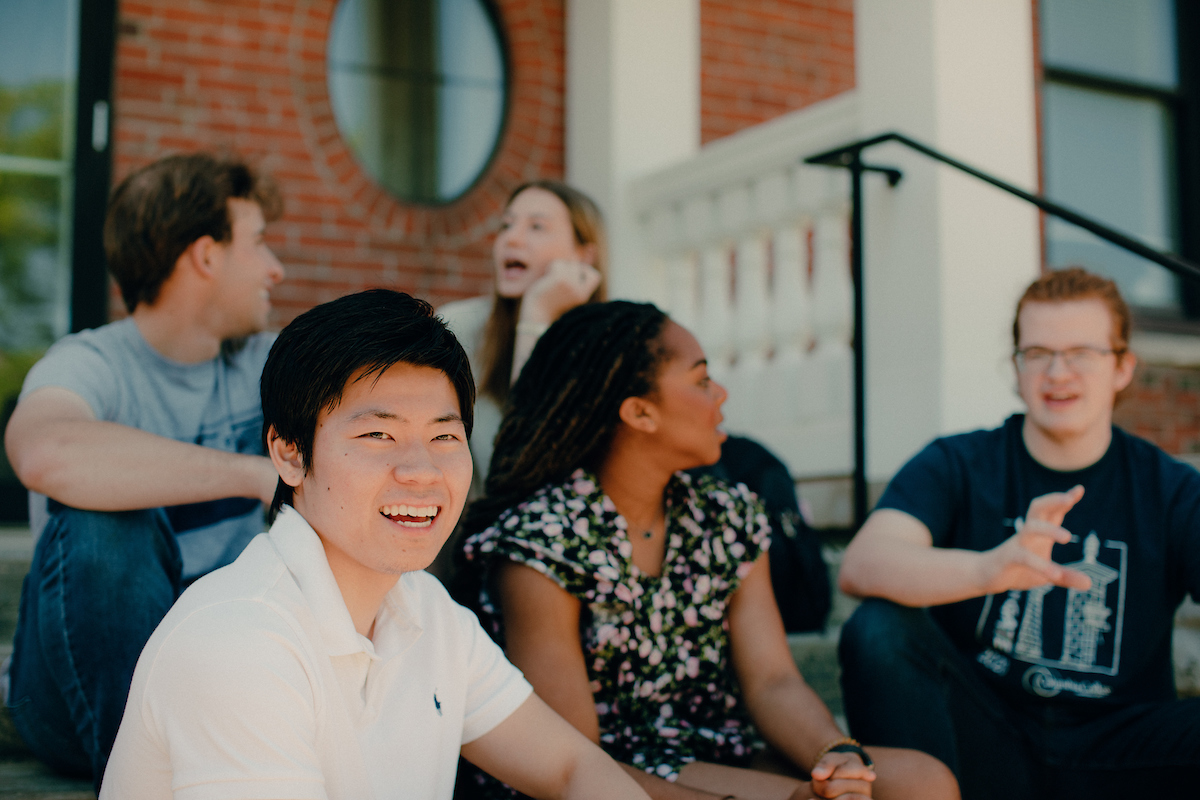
[{"xmin": 101, "ymin": 289, "xmax": 651, "ymax": 800}]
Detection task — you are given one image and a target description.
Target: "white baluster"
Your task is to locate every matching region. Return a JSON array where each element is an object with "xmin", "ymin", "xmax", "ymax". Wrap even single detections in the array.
[
  {"xmin": 756, "ymin": 170, "xmax": 790, "ymax": 227},
  {"xmin": 666, "ymin": 252, "xmax": 699, "ymax": 332},
  {"xmin": 810, "ymin": 211, "xmax": 854, "ymax": 473},
  {"xmin": 717, "ymin": 184, "xmax": 752, "ymax": 240},
  {"xmin": 734, "ymin": 233, "xmax": 770, "ymax": 359},
  {"xmin": 769, "ymin": 223, "xmax": 815, "ymax": 437},
  {"xmin": 639, "ymin": 254, "xmax": 668, "ymax": 312},
  {"xmin": 725, "ymin": 232, "xmax": 769, "ymax": 432},
  {"xmin": 698, "ymin": 242, "xmax": 734, "ymax": 387},
  {"xmin": 640, "ymin": 206, "xmax": 676, "ymax": 308},
  {"xmin": 771, "ymin": 223, "xmax": 811, "ymax": 360}
]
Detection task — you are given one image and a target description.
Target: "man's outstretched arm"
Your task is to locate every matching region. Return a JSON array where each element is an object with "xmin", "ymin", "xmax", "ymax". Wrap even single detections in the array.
[
  {"xmin": 838, "ymin": 489, "xmax": 1092, "ymax": 607},
  {"xmin": 462, "ymin": 693, "xmax": 652, "ymax": 800},
  {"xmin": 6, "ymin": 386, "xmax": 278, "ymax": 511}
]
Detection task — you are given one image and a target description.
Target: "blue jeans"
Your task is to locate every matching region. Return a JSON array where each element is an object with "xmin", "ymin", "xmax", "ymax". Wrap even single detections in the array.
[
  {"xmin": 838, "ymin": 598, "xmax": 1200, "ymax": 800},
  {"xmin": 7, "ymin": 506, "xmax": 182, "ymax": 789}
]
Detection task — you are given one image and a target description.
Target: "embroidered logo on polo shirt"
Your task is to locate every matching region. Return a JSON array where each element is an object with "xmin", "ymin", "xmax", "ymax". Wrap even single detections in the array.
[{"xmin": 434, "ymin": 691, "xmax": 442, "ymax": 716}]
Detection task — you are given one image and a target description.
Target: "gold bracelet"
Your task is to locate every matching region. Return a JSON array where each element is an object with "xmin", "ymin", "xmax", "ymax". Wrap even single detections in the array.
[{"xmin": 810, "ymin": 736, "xmax": 861, "ymax": 773}]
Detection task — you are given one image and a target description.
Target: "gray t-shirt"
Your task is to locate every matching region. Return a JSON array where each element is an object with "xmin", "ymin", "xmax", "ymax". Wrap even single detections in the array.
[{"xmin": 20, "ymin": 318, "xmax": 275, "ymax": 579}]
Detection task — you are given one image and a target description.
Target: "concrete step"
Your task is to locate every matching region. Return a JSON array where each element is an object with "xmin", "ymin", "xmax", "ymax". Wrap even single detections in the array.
[
  {"xmin": 0, "ymin": 760, "xmax": 93, "ymax": 799},
  {"xmin": 0, "ymin": 527, "xmax": 94, "ymax": 797},
  {"xmin": 0, "ymin": 528, "xmax": 32, "ymax": 648}
]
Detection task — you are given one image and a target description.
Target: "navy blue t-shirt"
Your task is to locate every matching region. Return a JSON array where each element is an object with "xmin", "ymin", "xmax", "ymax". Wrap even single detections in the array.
[{"xmin": 878, "ymin": 414, "xmax": 1200, "ymax": 709}]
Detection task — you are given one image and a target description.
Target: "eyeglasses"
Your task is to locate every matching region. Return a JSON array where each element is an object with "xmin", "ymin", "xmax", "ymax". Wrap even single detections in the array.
[{"xmin": 1013, "ymin": 346, "xmax": 1124, "ymax": 373}]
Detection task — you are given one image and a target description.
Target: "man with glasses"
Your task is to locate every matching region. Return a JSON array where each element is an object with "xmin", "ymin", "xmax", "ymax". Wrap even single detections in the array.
[{"xmin": 837, "ymin": 268, "xmax": 1200, "ymax": 798}]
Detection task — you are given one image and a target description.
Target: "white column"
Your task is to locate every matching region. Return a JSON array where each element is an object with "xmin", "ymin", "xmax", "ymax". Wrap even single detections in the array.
[
  {"xmin": 565, "ymin": 0, "xmax": 700, "ymax": 300},
  {"xmin": 856, "ymin": 0, "xmax": 1041, "ymax": 481}
]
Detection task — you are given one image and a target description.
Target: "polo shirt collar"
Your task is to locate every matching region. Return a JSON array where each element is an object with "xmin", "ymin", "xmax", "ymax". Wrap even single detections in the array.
[{"xmin": 267, "ymin": 506, "xmax": 422, "ymax": 660}]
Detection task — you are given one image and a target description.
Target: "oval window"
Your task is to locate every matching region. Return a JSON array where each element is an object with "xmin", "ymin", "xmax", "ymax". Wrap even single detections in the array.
[{"xmin": 327, "ymin": 0, "xmax": 507, "ymax": 204}]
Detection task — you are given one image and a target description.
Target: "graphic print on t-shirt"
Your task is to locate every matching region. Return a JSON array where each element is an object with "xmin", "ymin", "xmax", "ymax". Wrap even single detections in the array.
[{"xmin": 975, "ymin": 528, "xmax": 1127, "ymax": 698}]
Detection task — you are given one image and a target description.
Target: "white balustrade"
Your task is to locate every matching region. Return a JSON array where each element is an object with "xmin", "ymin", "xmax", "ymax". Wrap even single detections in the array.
[{"xmin": 626, "ymin": 93, "xmax": 860, "ymax": 478}]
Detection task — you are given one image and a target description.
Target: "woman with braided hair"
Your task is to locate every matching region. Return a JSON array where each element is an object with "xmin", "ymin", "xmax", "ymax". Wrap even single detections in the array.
[{"xmin": 459, "ymin": 302, "xmax": 958, "ymax": 800}]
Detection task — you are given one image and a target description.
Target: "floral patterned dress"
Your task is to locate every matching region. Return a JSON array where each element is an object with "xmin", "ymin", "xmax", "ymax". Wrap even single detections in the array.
[{"xmin": 462, "ymin": 468, "xmax": 772, "ymax": 782}]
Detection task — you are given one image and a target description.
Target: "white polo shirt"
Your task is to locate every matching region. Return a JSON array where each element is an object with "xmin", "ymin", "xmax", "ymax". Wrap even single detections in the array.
[{"xmin": 102, "ymin": 506, "xmax": 532, "ymax": 800}]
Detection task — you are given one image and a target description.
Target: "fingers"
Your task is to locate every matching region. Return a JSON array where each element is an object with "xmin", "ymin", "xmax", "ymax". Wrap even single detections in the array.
[
  {"xmin": 547, "ymin": 259, "xmax": 598, "ymax": 284},
  {"xmin": 1053, "ymin": 565, "xmax": 1092, "ymax": 591},
  {"xmin": 579, "ymin": 264, "xmax": 602, "ymax": 294},
  {"xmin": 810, "ymin": 753, "xmax": 876, "ymax": 782},
  {"xmin": 527, "ymin": 261, "xmax": 601, "ymax": 309},
  {"xmin": 1025, "ymin": 485, "xmax": 1084, "ymax": 525},
  {"xmin": 558, "ymin": 260, "xmax": 601, "ymax": 294},
  {"xmin": 811, "ymin": 779, "xmax": 873, "ymax": 800},
  {"xmin": 1015, "ymin": 518, "xmax": 1074, "ymax": 547},
  {"xmin": 1013, "ymin": 548, "xmax": 1092, "ymax": 591},
  {"xmin": 520, "ymin": 262, "xmax": 600, "ymax": 325}
]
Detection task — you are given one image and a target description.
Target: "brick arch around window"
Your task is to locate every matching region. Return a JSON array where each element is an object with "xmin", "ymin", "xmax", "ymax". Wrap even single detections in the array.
[{"xmin": 113, "ymin": 0, "xmax": 565, "ymax": 323}]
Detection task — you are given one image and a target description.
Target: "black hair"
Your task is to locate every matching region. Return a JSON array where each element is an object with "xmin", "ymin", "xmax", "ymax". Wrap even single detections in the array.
[
  {"xmin": 261, "ymin": 289, "xmax": 474, "ymax": 516},
  {"xmin": 463, "ymin": 300, "xmax": 669, "ymax": 536},
  {"xmin": 105, "ymin": 152, "xmax": 283, "ymax": 313}
]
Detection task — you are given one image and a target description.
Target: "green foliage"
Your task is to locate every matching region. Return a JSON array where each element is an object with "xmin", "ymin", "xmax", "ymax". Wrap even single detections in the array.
[
  {"xmin": 0, "ymin": 80, "xmax": 66, "ymax": 160},
  {"xmin": 0, "ymin": 349, "xmax": 41, "ymax": 404},
  {"xmin": 0, "ymin": 349, "xmax": 43, "ymax": 482},
  {"xmin": 0, "ymin": 79, "xmax": 69, "ymax": 351}
]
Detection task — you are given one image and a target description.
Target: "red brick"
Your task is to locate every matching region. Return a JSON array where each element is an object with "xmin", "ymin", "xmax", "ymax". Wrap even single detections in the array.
[
  {"xmin": 700, "ymin": 0, "xmax": 854, "ymax": 144},
  {"xmin": 113, "ymin": 0, "xmax": 564, "ymax": 313},
  {"xmin": 1113, "ymin": 364, "xmax": 1200, "ymax": 455}
]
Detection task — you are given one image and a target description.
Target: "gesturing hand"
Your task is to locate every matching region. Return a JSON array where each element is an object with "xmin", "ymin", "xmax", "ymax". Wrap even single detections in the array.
[
  {"xmin": 518, "ymin": 260, "xmax": 602, "ymax": 325},
  {"xmin": 808, "ymin": 751, "xmax": 875, "ymax": 799},
  {"xmin": 977, "ymin": 485, "xmax": 1092, "ymax": 595}
]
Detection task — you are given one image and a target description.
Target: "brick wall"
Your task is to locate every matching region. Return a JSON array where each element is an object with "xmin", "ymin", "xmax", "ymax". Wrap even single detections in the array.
[
  {"xmin": 700, "ymin": 0, "xmax": 854, "ymax": 145},
  {"xmin": 113, "ymin": 0, "xmax": 565, "ymax": 325},
  {"xmin": 1114, "ymin": 363, "xmax": 1200, "ymax": 456}
]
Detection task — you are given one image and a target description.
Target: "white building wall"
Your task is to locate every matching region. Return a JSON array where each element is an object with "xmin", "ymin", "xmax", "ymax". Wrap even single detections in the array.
[
  {"xmin": 565, "ymin": 0, "xmax": 700, "ymax": 301},
  {"xmin": 857, "ymin": 0, "xmax": 1041, "ymax": 481}
]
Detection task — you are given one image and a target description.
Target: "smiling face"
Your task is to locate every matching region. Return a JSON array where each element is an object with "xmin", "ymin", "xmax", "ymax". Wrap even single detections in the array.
[
  {"xmin": 642, "ymin": 321, "xmax": 728, "ymax": 469},
  {"xmin": 492, "ymin": 187, "xmax": 593, "ymax": 298},
  {"xmin": 210, "ymin": 198, "xmax": 285, "ymax": 338},
  {"xmin": 272, "ymin": 363, "xmax": 473, "ymax": 590},
  {"xmin": 1015, "ymin": 298, "xmax": 1135, "ymax": 444}
]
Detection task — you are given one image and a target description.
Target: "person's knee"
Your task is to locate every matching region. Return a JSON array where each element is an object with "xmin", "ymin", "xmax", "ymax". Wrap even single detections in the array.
[
  {"xmin": 870, "ymin": 747, "xmax": 960, "ymax": 800},
  {"xmin": 840, "ymin": 599, "xmax": 927, "ymax": 662},
  {"xmin": 909, "ymin": 750, "xmax": 959, "ymax": 800},
  {"xmin": 41, "ymin": 506, "xmax": 175, "ymax": 585}
]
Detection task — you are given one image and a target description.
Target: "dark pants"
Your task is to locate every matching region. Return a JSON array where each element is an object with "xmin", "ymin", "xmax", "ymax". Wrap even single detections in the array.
[
  {"xmin": 838, "ymin": 598, "xmax": 1200, "ymax": 800},
  {"xmin": 7, "ymin": 507, "xmax": 182, "ymax": 789}
]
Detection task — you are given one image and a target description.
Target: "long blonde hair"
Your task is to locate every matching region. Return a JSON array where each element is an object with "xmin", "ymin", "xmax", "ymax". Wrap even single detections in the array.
[{"xmin": 478, "ymin": 180, "xmax": 608, "ymax": 404}]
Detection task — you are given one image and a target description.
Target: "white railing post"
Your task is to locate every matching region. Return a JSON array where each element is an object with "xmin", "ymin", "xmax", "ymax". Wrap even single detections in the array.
[
  {"xmin": 698, "ymin": 242, "xmax": 734, "ymax": 386},
  {"xmin": 628, "ymin": 93, "xmax": 860, "ymax": 479},
  {"xmin": 811, "ymin": 212, "xmax": 854, "ymax": 421},
  {"xmin": 728, "ymin": 229, "xmax": 770, "ymax": 428},
  {"xmin": 768, "ymin": 222, "xmax": 813, "ymax": 430}
]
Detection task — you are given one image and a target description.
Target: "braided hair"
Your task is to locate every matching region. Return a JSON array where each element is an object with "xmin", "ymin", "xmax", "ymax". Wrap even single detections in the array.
[{"xmin": 463, "ymin": 300, "xmax": 670, "ymax": 536}]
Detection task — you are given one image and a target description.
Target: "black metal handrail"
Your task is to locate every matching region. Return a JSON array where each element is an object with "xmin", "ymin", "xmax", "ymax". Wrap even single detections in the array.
[{"xmin": 804, "ymin": 131, "xmax": 1200, "ymax": 529}]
